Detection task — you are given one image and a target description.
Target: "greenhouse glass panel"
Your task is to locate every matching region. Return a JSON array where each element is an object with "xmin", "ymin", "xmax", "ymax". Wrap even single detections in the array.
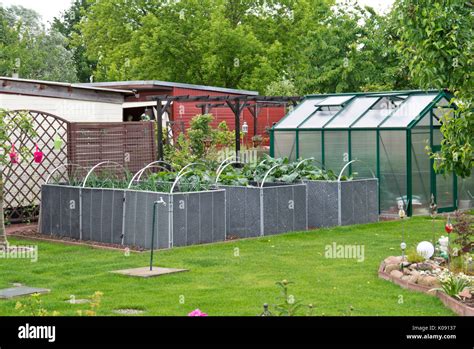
[
  {"xmin": 318, "ymin": 95, "xmax": 354, "ymax": 106},
  {"xmin": 324, "ymin": 131, "xmax": 348, "ymax": 173},
  {"xmin": 351, "ymin": 109, "xmax": 391, "ymax": 128},
  {"xmin": 458, "ymin": 173, "xmax": 473, "ymax": 210},
  {"xmin": 381, "ymin": 94, "xmax": 437, "ymax": 128},
  {"xmin": 437, "ymin": 174, "xmax": 454, "ymax": 209},
  {"xmin": 379, "ymin": 131, "xmax": 406, "ymax": 213},
  {"xmin": 413, "ymin": 111, "xmax": 431, "ymax": 127},
  {"xmin": 432, "ymin": 128, "xmax": 455, "ymax": 210},
  {"xmin": 350, "ymin": 130, "xmax": 377, "ymax": 178},
  {"xmin": 411, "ymin": 128, "xmax": 431, "ymax": 215},
  {"xmin": 433, "ymin": 107, "xmax": 453, "ymax": 126},
  {"xmin": 298, "ymin": 131, "xmax": 322, "ymax": 163},
  {"xmin": 299, "ymin": 108, "xmax": 340, "ymax": 129},
  {"xmin": 433, "ymin": 128, "xmax": 443, "ymax": 145},
  {"xmin": 274, "ymin": 98, "xmax": 324, "ymax": 128},
  {"xmin": 274, "ymin": 131, "xmax": 297, "ymax": 161},
  {"xmin": 325, "ymin": 97, "xmax": 379, "ymax": 128},
  {"xmin": 351, "ymin": 97, "xmax": 400, "ymax": 128}
]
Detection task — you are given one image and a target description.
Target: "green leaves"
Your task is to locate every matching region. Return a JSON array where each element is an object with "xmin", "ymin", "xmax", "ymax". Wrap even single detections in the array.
[
  {"xmin": 217, "ymin": 155, "xmax": 351, "ymax": 186},
  {"xmin": 164, "ymin": 114, "xmax": 235, "ymax": 169},
  {"xmin": 0, "ymin": 5, "xmax": 78, "ymax": 82},
  {"xmin": 395, "ymin": 0, "xmax": 473, "ymax": 179},
  {"xmin": 0, "ymin": 110, "xmax": 37, "ymax": 167}
]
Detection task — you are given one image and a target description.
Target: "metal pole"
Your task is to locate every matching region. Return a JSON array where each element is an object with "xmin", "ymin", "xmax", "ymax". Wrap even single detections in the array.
[{"xmin": 151, "ymin": 201, "xmax": 158, "ymax": 271}]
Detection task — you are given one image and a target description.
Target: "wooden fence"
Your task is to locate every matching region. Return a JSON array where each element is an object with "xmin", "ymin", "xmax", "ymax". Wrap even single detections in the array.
[{"xmin": 67, "ymin": 122, "xmax": 156, "ymax": 174}]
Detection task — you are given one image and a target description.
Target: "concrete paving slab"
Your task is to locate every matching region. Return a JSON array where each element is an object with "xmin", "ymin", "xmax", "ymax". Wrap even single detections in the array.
[
  {"xmin": 110, "ymin": 266, "xmax": 188, "ymax": 278},
  {"xmin": 0, "ymin": 286, "xmax": 50, "ymax": 299}
]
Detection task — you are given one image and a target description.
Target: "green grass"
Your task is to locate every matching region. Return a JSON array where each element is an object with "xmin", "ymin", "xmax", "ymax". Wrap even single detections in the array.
[{"xmin": 0, "ymin": 217, "xmax": 455, "ymax": 316}]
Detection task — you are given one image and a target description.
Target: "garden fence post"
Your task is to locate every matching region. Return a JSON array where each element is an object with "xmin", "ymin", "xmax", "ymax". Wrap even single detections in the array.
[
  {"xmin": 79, "ymin": 188, "xmax": 83, "ymax": 240},
  {"xmin": 168, "ymin": 195, "xmax": 174, "ymax": 248},
  {"xmin": 121, "ymin": 191, "xmax": 127, "ymax": 245},
  {"xmin": 259, "ymin": 188, "xmax": 264, "ymax": 236},
  {"xmin": 337, "ymin": 181, "xmax": 342, "ymax": 226}
]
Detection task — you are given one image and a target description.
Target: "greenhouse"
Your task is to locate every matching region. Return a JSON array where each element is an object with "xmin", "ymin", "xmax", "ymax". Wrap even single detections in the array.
[{"xmin": 270, "ymin": 90, "xmax": 473, "ymax": 216}]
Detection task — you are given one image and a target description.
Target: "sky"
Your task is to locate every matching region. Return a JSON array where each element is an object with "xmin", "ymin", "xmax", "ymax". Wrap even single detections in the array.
[{"xmin": 0, "ymin": 0, "xmax": 396, "ymax": 25}]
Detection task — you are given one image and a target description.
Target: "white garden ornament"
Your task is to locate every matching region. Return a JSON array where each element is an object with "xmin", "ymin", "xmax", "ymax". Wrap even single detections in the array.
[
  {"xmin": 438, "ymin": 236, "xmax": 449, "ymax": 253},
  {"xmin": 416, "ymin": 241, "xmax": 435, "ymax": 259}
]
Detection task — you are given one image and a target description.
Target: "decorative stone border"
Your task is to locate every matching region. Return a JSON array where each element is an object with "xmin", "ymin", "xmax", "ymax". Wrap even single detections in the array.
[{"xmin": 378, "ymin": 261, "xmax": 474, "ymax": 316}]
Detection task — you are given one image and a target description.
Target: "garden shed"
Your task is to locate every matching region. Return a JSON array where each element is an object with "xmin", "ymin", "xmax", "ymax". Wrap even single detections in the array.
[
  {"xmin": 270, "ymin": 90, "xmax": 473, "ymax": 216},
  {"xmin": 83, "ymin": 80, "xmax": 288, "ymax": 143}
]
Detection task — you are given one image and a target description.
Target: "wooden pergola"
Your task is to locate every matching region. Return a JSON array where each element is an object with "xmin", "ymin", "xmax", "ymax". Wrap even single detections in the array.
[{"xmin": 149, "ymin": 95, "xmax": 301, "ymax": 160}]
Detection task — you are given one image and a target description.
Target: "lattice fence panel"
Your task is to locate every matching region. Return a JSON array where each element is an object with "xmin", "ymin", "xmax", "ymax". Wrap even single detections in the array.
[{"xmin": 2, "ymin": 110, "xmax": 69, "ymax": 223}]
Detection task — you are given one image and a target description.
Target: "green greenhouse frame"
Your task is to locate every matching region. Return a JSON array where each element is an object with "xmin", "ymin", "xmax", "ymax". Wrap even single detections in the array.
[{"xmin": 270, "ymin": 90, "xmax": 473, "ymax": 216}]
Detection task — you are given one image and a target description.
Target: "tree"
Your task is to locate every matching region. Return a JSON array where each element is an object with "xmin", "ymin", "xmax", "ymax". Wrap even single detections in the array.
[
  {"xmin": 290, "ymin": 0, "xmax": 410, "ymax": 94},
  {"xmin": 0, "ymin": 4, "xmax": 78, "ymax": 82},
  {"xmin": 75, "ymin": 0, "xmax": 327, "ymax": 92},
  {"xmin": 0, "ymin": 110, "xmax": 36, "ymax": 247},
  {"xmin": 265, "ymin": 77, "xmax": 298, "ymax": 96},
  {"xmin": 52, "ymin": 0, "xmax": 96, "ymax": 82},
  {"xmin": 394, "ymin": 0, "xmax": 473, "ymax": 178}
]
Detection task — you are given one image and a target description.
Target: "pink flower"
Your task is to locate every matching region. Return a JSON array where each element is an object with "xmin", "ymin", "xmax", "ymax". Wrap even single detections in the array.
[{"xmin": 188, "ymin": 309, "xmax": 208, "ymax": 317}]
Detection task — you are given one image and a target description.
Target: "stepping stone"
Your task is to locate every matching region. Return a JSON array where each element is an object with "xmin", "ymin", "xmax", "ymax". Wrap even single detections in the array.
[
  {"xmin": 111, "ymin": 266, "xmax": 188, "ymax": 278},
  {"xmin": 113, "ymin": 309, "xmax": 145, "ymax": 315},
  {"xmin": 65, "ymin": 299, "xmax": 90, "ymax": 304},
  {"xmin": 0, "ymin": 286, "xmax": 50, "ymax": 299}
]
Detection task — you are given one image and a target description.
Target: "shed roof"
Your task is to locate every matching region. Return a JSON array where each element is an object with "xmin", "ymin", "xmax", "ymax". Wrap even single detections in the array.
[
  {"xmin": 0, "ymin": 76, "xmax": 134, "ymax": 95},
  {"xmin": 81, "ymin": 80, "xmax": 259, "ymax": 96}
]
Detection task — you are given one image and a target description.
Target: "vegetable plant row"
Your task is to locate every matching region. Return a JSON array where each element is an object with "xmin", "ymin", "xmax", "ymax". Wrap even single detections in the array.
[{"xmin": 50, "ymin": 155, "xmax": 352, "ymax": 192}]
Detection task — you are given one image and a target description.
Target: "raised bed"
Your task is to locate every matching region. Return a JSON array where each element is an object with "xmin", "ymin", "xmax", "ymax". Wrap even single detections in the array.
[
  {"xmin": 219, "ymin": 182, "xmax": 307, "ymax": 238},
  {"xmin": 305, "ymin": 178, "xmax": 379, "ymax": 228},
  {"xmin": 40, "ymin": 183, "xmax": 226, "ymax": 249}
]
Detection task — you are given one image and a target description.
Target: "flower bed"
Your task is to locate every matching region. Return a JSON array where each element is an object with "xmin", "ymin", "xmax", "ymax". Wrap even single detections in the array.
[{"xmin": 379, "ymin": 256, "xmax": 474, "ymax": 316}]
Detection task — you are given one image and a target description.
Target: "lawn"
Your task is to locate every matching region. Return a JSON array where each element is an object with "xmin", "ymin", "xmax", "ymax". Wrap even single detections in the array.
[{"xmin": 0, "ymin": 216, "xmax": 455, "ymax": 316}]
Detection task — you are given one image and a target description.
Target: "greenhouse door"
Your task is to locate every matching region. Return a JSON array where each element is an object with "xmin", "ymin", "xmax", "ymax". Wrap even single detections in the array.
[{"xmin": 431, "ymin": 145, "xmax": 457, "ymax": 212}]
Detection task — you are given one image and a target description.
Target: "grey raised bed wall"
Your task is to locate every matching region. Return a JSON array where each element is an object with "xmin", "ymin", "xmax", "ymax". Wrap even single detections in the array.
[
  {"xmin": 122, "ymin": 189, "xmax": 226, "ymax": 248},
  {"xmin": 220, "ymin": 183, "xmax": 307, "ymax": 238},
  {"xmin": 40, "ymin": 184, "xmax": 226, "ymax": 249},
  {"xmin": 305, "ymin": 179, "xmax": 379, "ymax": 228}
]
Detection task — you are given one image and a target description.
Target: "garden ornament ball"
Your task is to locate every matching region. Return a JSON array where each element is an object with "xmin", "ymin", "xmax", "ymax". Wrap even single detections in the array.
[
  {"xmin": 416, "ymin": 241, "xmax": 435, "ymax": 259},
  {"xmin": 9, "ymin": 144, "xmax": 19, "ymax": 164},
  {"xmin": 34, "ymin": 144, "xmax": 44, "ymax": 164},
  {"xmin": 400, "ymin": 242, "xmax": 407, "ymax": 250}
]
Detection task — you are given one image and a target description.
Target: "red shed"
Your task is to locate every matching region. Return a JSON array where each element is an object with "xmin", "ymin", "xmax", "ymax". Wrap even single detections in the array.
[{"xmin": 83, "ymin": 80, "xmax": 287, "ymax": 145}]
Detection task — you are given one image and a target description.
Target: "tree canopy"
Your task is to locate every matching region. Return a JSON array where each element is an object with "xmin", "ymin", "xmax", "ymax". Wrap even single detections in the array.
[{"xmin": 0, "ymin": 5, "xmax": 78, "ymax": 82}]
